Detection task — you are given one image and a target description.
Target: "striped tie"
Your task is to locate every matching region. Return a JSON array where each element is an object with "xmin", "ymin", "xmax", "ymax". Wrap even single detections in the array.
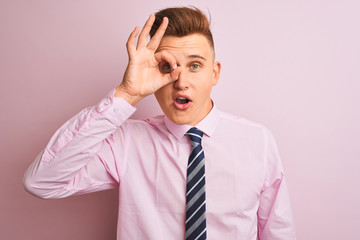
[{"xmin": 185, "ymin": 127, "xmax": 207, "ymax": 240}]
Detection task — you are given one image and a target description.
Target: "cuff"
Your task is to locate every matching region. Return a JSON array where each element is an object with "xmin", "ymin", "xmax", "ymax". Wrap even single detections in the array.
[{"xmin": 95, "ymin": 89, "xmax": 137, "ymax": 126}]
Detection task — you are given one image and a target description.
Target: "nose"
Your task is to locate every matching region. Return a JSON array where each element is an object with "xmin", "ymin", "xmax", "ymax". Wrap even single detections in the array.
[{"xmin": 173, "ymin": 71, "xmax": 189, "ymax": 90}]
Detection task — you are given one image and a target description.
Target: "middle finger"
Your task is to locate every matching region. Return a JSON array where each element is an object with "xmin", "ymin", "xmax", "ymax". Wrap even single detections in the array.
[{"xmin": 137, "ymin": 14, "xmax": 156, "ymax": 49}]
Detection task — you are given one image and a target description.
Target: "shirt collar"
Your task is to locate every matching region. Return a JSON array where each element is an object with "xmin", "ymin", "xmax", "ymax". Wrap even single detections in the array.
[{"xmin": 164, "ymin": 102, "xmax": 221, "ymax": 140}]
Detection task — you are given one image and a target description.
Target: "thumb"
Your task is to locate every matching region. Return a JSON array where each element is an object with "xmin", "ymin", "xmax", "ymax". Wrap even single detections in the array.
[
  {"xmin": 169, "ymin": 66, "xmax": 182, "ymax": 82},
  {"xmin": 158, "ymin": 66, "xmax": 182, "ymax": 89}
]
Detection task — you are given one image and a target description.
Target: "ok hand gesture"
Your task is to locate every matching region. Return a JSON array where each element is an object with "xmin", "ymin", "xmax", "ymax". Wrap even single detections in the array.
[{"xmin": 115, "ymin": 14, "xmax": 181, "ymax": 105}]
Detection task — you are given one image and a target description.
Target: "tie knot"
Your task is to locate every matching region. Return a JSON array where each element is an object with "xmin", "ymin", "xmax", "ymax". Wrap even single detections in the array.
[{"xmin": 186, "ymin": 127, "xmax": 203, "ymax": 145}]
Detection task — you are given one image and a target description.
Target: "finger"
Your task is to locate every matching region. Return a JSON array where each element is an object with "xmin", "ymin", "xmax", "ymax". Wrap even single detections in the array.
[
  {"xmin": 137, "ymin": 14, "xmax": 155, "ymax": 49},
  {"xmin": 126, "ymin": 26, "xmax": 140, "ymax": 57},
  {"xmin": 154, "ymin": 51, "xmax": 178, "ymax": 70},
  {"xmin": 169, "ymin": 66, "xmax": 182, "ymax": 81},
  {"xmin": 158, "ymin": 66, "xmax": 182, "ymax": 89},
  {"xmin": 147, "ymin": 17, "xmax": 168, "ymax": 51}
]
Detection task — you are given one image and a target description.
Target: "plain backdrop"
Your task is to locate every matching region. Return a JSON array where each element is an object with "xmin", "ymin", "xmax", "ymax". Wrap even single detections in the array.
[{"xmin": 1, "ymin": 0, "xmax": 359, "ymax": 239}]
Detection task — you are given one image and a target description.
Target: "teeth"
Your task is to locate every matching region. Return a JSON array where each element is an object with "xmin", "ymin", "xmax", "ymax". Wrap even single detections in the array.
[{"xmin": 176, "ymin": 96, "xmax": 190, "ymax": 104}]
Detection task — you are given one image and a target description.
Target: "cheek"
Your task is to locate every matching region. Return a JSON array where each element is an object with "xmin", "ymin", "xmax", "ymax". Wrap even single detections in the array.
[
  {"xmin": 202, "ymin": 69, "xmax": 216, "ymax": 84},
  {"xmin": 155, "ymin": 86, "xmax": 171, "ymax": 103},
  {"xmin": 194, "ymin": 86, "xmax": 211, "ymax": 102},
  {"xmin": 195, "ymin": 74, "xmax": 215, "ymax": 94}
]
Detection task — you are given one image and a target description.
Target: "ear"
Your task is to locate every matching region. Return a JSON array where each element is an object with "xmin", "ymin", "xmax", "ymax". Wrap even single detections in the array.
[{"xmin": 212, "ymin": 61, "xmax": 221, "ymax": 86}]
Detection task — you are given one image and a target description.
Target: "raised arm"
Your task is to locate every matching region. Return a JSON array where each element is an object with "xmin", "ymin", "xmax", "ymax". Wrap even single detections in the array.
[{"xmin": 23, "ymin": 14, "xmax": 178, "ymax": 199}]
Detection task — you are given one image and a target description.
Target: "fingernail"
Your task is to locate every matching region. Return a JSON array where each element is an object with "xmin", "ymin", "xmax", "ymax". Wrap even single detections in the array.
[{"xmin": 173, "ymin": 64, "xmax": 177, "ymax": 69}]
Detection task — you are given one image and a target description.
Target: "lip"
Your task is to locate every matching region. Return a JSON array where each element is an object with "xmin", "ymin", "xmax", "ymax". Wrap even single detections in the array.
[{"xmin": 173, "ymin": 94, "xmax": 192, "ymax": 110}]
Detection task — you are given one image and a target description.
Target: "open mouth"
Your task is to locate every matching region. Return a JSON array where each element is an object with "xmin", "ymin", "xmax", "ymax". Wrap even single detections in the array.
[
  {"xmin": 175, "ymin": 96, "xmax": 190, "ymax": 104},
  {"xmin": 174, "ymin": 95, "xmax": 192, "ymax": 110}
]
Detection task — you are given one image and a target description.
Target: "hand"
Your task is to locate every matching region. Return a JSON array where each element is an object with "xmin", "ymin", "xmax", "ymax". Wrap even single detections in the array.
[{"xmin": 115, "ymin": 14, "xmax": 182, "ymax": 105}]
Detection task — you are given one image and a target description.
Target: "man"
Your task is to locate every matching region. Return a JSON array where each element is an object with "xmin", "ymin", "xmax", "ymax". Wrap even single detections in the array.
[{"xmin": 24, "ymin": 7, "xmax": 296, "ymax": 240}]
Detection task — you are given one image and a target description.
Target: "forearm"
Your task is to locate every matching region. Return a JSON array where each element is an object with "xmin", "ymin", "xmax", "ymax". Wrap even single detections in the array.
[{"xmin": 23, "ymin": 89, "xmax": 136, "ymax": 198}]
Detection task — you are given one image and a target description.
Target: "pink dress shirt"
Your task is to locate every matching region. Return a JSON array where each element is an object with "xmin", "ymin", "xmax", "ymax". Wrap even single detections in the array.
[{"xmin": 24, "ymin": 89, "xmax": 296, "ymax": 239}]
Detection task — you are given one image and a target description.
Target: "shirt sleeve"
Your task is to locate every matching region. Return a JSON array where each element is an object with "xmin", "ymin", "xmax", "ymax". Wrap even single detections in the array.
[
  {"xmin": 23, "ymin": 89, "xmax": 136, "ymax": 199},
  {"xmin": 257, "ymin": 128, "xmax": 296, "ymax": 239}
]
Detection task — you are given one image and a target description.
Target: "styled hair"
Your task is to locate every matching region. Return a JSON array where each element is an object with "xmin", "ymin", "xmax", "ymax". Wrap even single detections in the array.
[{"xmin": 149, "ymin": 7, "xmax": 214, "ymax": 50}]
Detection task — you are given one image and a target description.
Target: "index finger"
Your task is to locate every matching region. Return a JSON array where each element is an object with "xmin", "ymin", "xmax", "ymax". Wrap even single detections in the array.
[{"xmin": 147, "ymin": 17, "xmax": 168, "ymax": 51}]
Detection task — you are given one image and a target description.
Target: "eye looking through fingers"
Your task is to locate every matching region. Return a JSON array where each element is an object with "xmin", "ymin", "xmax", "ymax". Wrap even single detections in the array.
[{"xmin": 159, "ymin": 62, "xmax": 173, "ymax": 74}]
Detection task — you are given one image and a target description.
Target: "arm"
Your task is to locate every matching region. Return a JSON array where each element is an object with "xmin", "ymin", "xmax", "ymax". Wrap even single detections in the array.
[
  {"xmin": 23, "ymin": 14, "xmax": 181, "ymax": 199},
  {"xmin": 257, "ymin": 128, "xmax": 296, "ymax": 239},
  {"xmin": 23, "ymin": 91, "xmax": 136, "ymax": 198}
]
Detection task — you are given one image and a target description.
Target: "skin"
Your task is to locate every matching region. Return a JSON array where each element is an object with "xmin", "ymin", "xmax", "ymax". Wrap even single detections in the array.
[{"xmin": 116, "ymin": 14, "xmax": 221, "ymax": 126}]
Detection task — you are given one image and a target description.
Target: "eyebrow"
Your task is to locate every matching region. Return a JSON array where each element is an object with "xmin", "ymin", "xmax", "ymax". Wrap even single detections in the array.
[{"xmin": 187, "ymin": 54, "xmax": 207, "ymax": 61}]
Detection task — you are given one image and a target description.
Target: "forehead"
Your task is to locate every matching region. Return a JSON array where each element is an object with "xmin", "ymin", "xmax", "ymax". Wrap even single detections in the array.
[{"xmin": 157, "ymin": 34, "xmax": 214, "ymax": 60}]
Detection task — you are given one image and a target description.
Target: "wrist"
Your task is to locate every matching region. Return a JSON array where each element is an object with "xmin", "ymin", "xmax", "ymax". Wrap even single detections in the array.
[{"xmin": 114, "ymin": 86, "xmax": 143, "ymax": 106}]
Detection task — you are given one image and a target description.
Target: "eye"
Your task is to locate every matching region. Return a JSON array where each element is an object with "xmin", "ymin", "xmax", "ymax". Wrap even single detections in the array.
[
  {"xmin": 160, "ymin": 63, "xmax": 172, "ymax": 73},
  {"xmin": 164, "ymin": 64, "xmax": 172, "ymax": 71},
  {"xmin": 190, "ymin": 64, "xmax": 200, "ymax": 70}
]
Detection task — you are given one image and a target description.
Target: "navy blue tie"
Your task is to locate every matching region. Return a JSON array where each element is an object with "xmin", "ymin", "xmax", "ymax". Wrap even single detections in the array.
[{"xmin": 185, "ymin": 127, "xmax": 207, "ymax": 240}]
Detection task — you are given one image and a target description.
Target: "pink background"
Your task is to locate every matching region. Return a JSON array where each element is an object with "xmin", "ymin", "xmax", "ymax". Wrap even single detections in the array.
[{"xmin": 1, "ymin": 0, "xmax": 359, "ymax": 239}]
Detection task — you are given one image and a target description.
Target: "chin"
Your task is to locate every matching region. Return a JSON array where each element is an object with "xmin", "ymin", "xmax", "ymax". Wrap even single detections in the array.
[{"xmin": 168, "ymin": 116, "xmax": 191, "ymax": 125}]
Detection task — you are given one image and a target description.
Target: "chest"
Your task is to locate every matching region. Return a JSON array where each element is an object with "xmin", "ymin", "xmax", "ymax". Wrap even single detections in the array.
[{"xmin": 122, "ymin": 135, "xmax": 265, "ymax": 214}]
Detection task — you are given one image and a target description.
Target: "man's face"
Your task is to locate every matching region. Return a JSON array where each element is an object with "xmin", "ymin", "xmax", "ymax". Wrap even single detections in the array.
[{"xmin": 154, "ymin": 33, "xmax": 221, "ymax": 126}]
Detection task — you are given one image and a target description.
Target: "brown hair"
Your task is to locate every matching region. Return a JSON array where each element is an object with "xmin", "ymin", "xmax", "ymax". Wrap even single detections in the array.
[{"xmin": 150, "ymin": 7, "xmax": 214, "ymax": 50}]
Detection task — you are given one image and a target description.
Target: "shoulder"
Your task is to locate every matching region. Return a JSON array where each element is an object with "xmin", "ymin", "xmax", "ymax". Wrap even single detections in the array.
[
  {"xmin": 215, "ymin": 109, "xmax": 274, "ymax": 143},
  {"xmin": 119, "ymin": 114, "xmax": 169, "ymax": 135},
  {"xmin": 108, "ymin": 114, "xmax": 168, "ymax": 144},
  {"xmin": 217, "ymin": 109, "xmax": 267, "ymax": 131}
]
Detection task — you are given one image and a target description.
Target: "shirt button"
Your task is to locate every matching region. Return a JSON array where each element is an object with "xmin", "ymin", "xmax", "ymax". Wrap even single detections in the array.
[
  {"xmin": 113, "ymin": 107, "xmax": 119, "ymax": 113},
  {"xmin": 104, "ymin": 99, "xmax": 110, "ymax": 105}
]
